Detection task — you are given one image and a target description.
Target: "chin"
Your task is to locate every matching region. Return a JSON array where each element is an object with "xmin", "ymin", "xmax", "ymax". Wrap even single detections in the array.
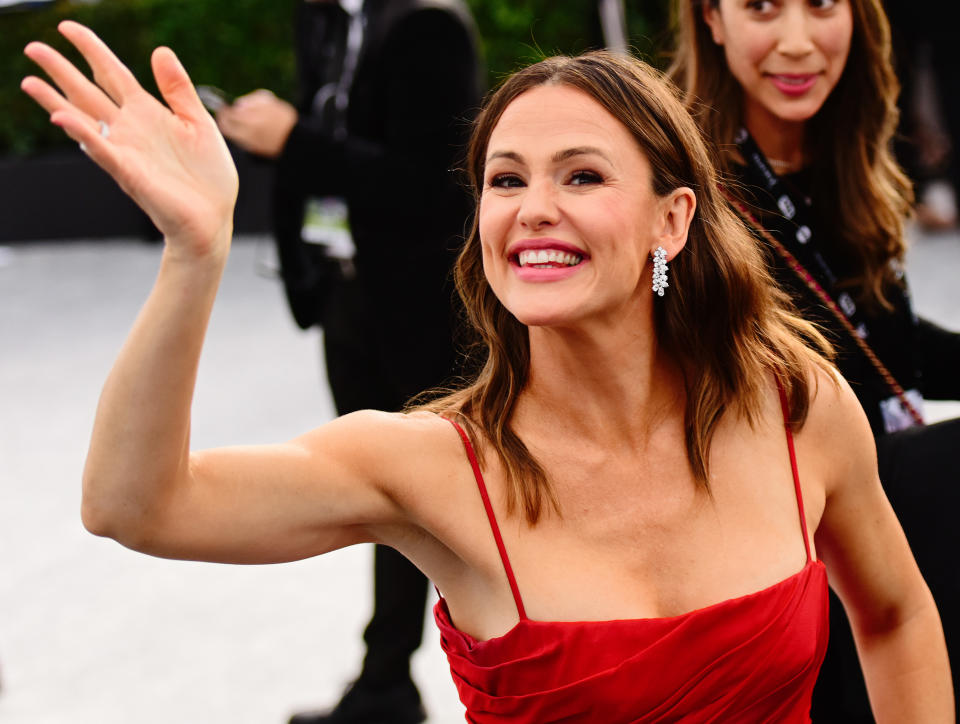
[
  {"xmin": 506, "ymin": 304, "xmax": 582, "ymax": 329},
  {"xmin": 509, "ymin": 311, "xmax": 565, "ymax": 328},
  {"xmin": 769, "ymin": 97, "xmax": 827, "ymax": 124}
]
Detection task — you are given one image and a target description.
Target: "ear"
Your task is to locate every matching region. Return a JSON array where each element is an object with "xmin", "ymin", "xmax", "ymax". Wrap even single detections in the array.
[
  {"xmin": 653, "ymin": 187, "xmax": 696, "ymax": 260},
  {"xmin": 702, "ymin": 2, "xmax": 725, "ymax": 45}
]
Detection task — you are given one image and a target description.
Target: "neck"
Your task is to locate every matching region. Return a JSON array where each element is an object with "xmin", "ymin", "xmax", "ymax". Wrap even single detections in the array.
[
  {"xmin": 743, "ymin": 103, "xmax": 807, "ymax": 171},
  {"xmin": 516, "ymin": 317, "xmax": 685, "ymax": 445}
]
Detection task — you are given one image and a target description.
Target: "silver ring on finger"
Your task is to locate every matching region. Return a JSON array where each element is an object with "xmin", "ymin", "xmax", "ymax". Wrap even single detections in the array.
[{"xmin": 98, "ymin": 120, "xmax": 110, "ymax": 139}]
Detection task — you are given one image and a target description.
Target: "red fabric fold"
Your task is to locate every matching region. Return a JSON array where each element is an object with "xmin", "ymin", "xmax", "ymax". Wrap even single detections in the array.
[{"xmin": 435, "ymin": 560, "xmax": 828, "ymax": 723}]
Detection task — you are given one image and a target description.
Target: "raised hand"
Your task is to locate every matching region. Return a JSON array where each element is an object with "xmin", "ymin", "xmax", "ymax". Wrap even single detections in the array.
[{"xmin": 21, "ymin": 21, "xmax": 239, "ymax": 258}]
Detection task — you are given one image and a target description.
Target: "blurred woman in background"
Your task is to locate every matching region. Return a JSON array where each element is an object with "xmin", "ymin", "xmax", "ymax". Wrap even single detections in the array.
[{"xmin": 670, "ymin": 0, "xmax": 960, "ymax": 719}]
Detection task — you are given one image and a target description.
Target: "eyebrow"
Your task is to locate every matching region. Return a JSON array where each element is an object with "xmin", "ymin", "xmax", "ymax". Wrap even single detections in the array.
[{"xmin": 486, "ymin": 146, "xmax": 612, "ymax": 165}]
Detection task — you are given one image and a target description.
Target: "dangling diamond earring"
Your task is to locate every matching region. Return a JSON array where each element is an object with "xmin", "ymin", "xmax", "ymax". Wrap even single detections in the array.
[{"xmin": 651, "ymin": 246, "xmax": 668, "ymax": 297}]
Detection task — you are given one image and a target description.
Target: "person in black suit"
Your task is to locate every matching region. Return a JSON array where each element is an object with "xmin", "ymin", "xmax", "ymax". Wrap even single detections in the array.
[{"xmin": 218, "ymin": 2, "xmax": 482, "ymax": 722}]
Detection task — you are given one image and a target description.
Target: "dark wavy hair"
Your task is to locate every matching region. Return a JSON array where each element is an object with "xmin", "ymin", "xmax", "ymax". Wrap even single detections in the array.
[
  {"xmin": 669, "ymin": 0, "xmax": 913, "ymax": 309},
  {"xmin": 421, "ymin": 51, "xmax": 831, "ymax": 524}
]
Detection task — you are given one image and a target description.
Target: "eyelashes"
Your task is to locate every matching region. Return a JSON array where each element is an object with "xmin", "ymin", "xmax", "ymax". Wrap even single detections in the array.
[
  {"xmin": 487, "ymin": 170, "xmax": 605, "ymax": 189},
  {"xmin": 569, "ymin": 170, "xmax": 603, "ymax": 186},
  {"xmin": 489, "ymin": 173, "xmax": 524, "ymax": 188},
  {"xmin": 745, "ymin": 0, "xmax": 839, "ymax": 14}
]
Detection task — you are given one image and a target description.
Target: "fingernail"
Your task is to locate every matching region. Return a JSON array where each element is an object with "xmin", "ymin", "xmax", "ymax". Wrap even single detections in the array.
[
  {"xmin": 79, "ymin": 141, "xmax": 88, "ymax": 154},
  {"xmin": 161, "ymin": 47, "xmax": 185, "ymax": 73}
]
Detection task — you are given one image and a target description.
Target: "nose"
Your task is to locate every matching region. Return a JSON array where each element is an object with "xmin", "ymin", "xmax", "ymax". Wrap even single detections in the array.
[
  {"xmin": 517, "ymin": 179, "xmax": 561, "ymax": 230},
  {"xmin": 776, "ymin": 5, "xmax": 815, "ymax": 58}
]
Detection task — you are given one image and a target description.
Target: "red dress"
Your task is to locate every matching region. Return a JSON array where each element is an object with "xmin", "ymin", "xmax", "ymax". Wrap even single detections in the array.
[{"xmin": 434, "ymin": 401, "xmax": 829, "ymax": 723}]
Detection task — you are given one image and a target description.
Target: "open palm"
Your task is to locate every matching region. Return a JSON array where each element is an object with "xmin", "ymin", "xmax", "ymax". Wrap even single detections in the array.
[{"xmin": 21, "ymin": 21, "xmax": 239, "ymax": 256}]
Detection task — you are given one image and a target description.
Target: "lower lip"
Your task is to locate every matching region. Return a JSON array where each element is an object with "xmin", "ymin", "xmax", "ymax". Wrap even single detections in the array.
[
  {"xmin": 768, "ymin": 74, "xmax": 817, "ymax": 97},
  {"xmin": 513, "ymin": 260, "xmax": 586, "ymax": 282}
]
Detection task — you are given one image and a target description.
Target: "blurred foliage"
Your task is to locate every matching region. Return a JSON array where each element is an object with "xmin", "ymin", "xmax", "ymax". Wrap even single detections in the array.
[
  {"xmin": 2, "ymin": 0, "xmax": 669, "ymax": 157},
  {"xmin": 1, "ymin": 0, "xmax": 299, "ymax": 155},
  {"xmin": 468, "ymin": 0, "xmax": 672, "ymax": 85}
]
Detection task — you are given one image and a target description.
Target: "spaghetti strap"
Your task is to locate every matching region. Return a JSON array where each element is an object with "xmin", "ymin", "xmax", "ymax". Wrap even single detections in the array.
[
  {"xmin": 776, "ymin": 381, "xmax": 813, "ymax": 563},
  {"xmin": 445, "ymin": 418, "xmax": 528, "ymax": 620}
]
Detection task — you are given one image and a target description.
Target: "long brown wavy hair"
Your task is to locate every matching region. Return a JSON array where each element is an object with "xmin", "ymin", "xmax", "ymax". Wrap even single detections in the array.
[
  {"xmin": 420, "ymin": 51, "xmax": 831, "ymax": 524},
  {"xmin": 668, "ymin": 0, "xmax": 913, "ymax": 309}
]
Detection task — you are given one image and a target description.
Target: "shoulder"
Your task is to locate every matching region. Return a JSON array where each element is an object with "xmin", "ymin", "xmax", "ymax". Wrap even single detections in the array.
[
  {"xmin": 361, "ymin": 3, "xmax": 479, "ymax": 100},
  {"xmin": 795, "ymin": 365, "xmax": 879, "ymax": 499},
  {"xmin": 302, "ymin": 408, "xmax": 462, "ymax": 467},
  {"xmin": 803, "ymin": 365, "xmax": 869, "ymax": 440},
  {"xmin": 373, "ymin": 0, "xmax": 474, "ymax": 38},
  {"xmin": 393, "ymin": 0, "xmax": 474, "ymax": 27},
  {"xmin": 317, "ymin": 409, "xmax": 487, "ymax": 557},
  {"xmin": 304, "ymin": 409, "xmax": 471, "ymax": 497},
  {"xmin": 293, "ymin": 407, "xmax": 471, "ymax": 518},
  {"xmin": 378, "ymin": 2, "xmax": 477, "ymax": 57}
]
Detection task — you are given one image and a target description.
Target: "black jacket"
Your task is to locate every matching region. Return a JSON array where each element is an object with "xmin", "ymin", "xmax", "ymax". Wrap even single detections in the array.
[
  {"xmin": 272, "ymin": 0, "xmax": 482, "ymax": 396},
  {"xmin": 732, "ymin": 164, "xmax": 960, "ymax": 437}
]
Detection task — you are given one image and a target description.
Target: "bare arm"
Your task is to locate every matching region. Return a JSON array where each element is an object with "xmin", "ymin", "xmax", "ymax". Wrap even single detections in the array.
[
  {"xmin": 808, "ymin": 372, "xmax": 954, "ymax": 722},
  {"xmin": 20, "ymin": 23, "xmax": 412, "ymax": 564}
]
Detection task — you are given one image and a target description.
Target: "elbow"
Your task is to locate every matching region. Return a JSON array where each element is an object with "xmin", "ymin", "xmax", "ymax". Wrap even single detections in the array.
[
  {"xmin": 80, "ymin": 491, "xmax": 122, "ymax": 540},
  {"xmin": 80, "ymin": 475, "xmax": 179, "ymax": 556},
  {"xmin": 849, "ymin": 585, "xmax": 940, "ymax": 643},
  {"xmin": 81, "ymin": 497, "xmax": 156, "ymax": 552},
  {"xmin": 80, "ymin": 460, "xmax": 126, "ymax": 538},
  {"xmin": 80, "ymin": 476, "xmax": 149, "ymax": 548}
]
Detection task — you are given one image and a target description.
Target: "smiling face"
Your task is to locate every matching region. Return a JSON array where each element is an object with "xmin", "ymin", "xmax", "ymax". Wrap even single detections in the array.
[
  {"xmin": 703, "ymin": 0, "xmax": 853, "ymax": 141},
  {"xmin": 478, "ymin": 84, "xmax": 685, "ymax": 329}
]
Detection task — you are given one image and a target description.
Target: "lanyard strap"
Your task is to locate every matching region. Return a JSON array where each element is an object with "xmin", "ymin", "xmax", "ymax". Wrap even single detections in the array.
[
  {"xmin": 720, "ymin": 183, "xmax": 925, "ymax": 427},
  {"xmin": 733, "ymin": 128, "xmax": 874, "ymax": 339}
]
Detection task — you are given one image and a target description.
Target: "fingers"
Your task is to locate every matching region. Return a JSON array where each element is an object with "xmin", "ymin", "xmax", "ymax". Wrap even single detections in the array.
[
  {"xmin": 20, "ymin": 75, "xmax": 103, "ymax": 140},
  {"xmin": 21, "ymin": 74, "xmax": 73, "ymax": 115},
  {"xmin": 23, "ymin": 40, "xmax": 118, "ymax": 124},
  {"xmin": 233, "ymin": 89, "xmax": 276, "ymax": 107},
  {"xmin": 216, "ymin": 100, "xmax": 255, "ymax": 135},
  {"xmin": 215, "ymin": 109, "xmax": 249, "ymax": 147},
  {"xmin": 215, "ymin": 107, "xmax": 235, "ymax": 133},
  {"xmin": 151, "ymin": 46, "xmax": 206, "ymax": 124},
  {"xmin": 49, "ymin": 109, "xmax": 121, "ymax": 179},
  {"xmin": 58, "ymin": 20, "xmax": 141, "ymax": 105}
]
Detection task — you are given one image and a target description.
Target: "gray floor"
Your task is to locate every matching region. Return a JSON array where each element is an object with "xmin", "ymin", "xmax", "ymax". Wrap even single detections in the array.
[
  {"xmin": 0, "ymin": 237, "xmax": 463, "ymax": 724},
  {"xmin": 1, "ymin": 230, "xmax": 958, "ymax": 724}
]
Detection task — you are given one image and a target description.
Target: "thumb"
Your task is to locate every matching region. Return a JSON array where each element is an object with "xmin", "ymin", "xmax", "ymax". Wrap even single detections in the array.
[{"xmin": 151, "ymin": 46, "xmax": 204, "ymax": 122}]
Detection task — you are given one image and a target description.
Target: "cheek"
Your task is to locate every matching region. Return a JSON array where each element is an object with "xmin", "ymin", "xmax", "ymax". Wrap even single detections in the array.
[
  {"xmin": 477, "ymin": 229, "xmax": 510, "ymax": 309},
  {"xmin": 723, "ymin": 32, "xmax": 771, "ymax": 86},
  {"xmin": 477, "ymin": 199, "xmax": 507, "ymax": 284},
  {"xmin": 477, "ymin": 204, "xmax": 493, "ymax": 250},
  {"xmin": 820, "ymin": 17, "xmax": 853, "ymax": 70},
  {"xmin": 477, "ymin": 194, "xmax": 510, "ymax": 250}
]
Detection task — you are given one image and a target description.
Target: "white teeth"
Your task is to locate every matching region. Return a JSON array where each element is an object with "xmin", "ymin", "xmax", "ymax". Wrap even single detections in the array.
[{"xmin": 517, "ymin": 249, "xmax": 583, "ymax": 267}]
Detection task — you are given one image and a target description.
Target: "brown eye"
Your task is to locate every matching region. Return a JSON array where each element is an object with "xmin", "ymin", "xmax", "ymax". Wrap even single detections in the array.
[
  {"xmin": 569, "ymin": 170, "xmax": 603, "ymax": 186},
  {"xmin": 490, "ymin": 174, "xmax": 525, "ymax": 188}
]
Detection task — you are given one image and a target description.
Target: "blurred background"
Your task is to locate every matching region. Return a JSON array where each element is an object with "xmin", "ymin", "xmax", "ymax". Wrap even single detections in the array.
[
  {"xmin": 1, "ymin": 1, "xmax": 958, "ymax": 722},
  {"xmin": 0, "ymin": 0, "xmax": 670, "ymax": 243}
]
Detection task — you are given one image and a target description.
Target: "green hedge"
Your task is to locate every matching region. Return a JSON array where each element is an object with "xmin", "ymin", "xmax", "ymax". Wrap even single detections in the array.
[
  {"xmin": 2, "ymin": 0, "xmax": 299, "ymax": 155},
  {"xmin": 2, "ymin": 0, "xmax": 669, "ymax": 157},
  {"xmin": 468, "ymin": 1, "xmax": 670, "ymax": 84}
]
